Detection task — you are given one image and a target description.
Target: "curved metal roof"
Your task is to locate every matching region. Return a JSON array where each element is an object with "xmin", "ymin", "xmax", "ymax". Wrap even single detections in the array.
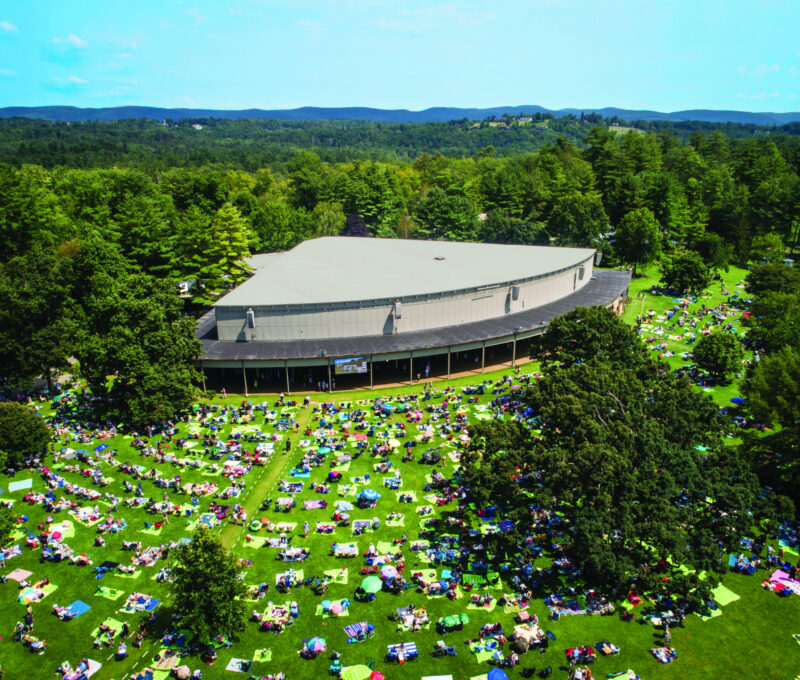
[{"xmin": 214, "ymin": 237, "xmax": 595, "ymax": 308}]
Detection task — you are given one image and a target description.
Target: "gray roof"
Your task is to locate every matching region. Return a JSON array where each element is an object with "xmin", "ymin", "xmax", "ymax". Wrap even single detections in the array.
[
  {"xmin": 214, "ymin": 237, "xmax": 595, "ymax": 308},
  {"xmin": 198, "ymin": 269, "xmax": 631, "ymax": 362}
]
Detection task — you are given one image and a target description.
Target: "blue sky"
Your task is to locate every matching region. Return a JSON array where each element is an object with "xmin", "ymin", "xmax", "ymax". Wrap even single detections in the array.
[{"xmin": 0, "ymin": 0, "xmax": 798, "ymax": 112}]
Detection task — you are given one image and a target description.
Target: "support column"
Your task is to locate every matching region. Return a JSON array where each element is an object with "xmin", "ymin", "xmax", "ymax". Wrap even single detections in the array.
[
  {"xmin": 327, "ymin": 359, "xmax": 332, "ymax": 393},
  {"xmin": 200, "ymin": 362, "xmax": 206, "ymax": 394},
  {"xmin": 369, "ymin": 356, "xmax": 373, "ymax": 390},
  {"xmin": 285, "ymin": 360, "xmax": 290, "ymax": 395},
  {"xmin": 447, "ymin": 348, "xmax": 451, "ymax": 380},
  {"xmin": 481, "ymin": 342, "xmax": 485, "ymax": 374},
  {"xmin": 512, "ymin": 335, "xmax": 517, "ymax": 369},
  {"xmin": 409, "ymin": 351, "xmax": 413, "ymax": 385},
  {"xmin": 242, "ymin": 361, "xmax": 248, "ymax": 397}
]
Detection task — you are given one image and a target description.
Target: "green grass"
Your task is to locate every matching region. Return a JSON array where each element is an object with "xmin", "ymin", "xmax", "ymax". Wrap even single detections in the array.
[
  {"xmin": 621, "ymin": 265, "xmax": 752, "ymax": 407},
  {"xmin": 2, "ymin": 271, "xmax": 799, "ymax": 680}
]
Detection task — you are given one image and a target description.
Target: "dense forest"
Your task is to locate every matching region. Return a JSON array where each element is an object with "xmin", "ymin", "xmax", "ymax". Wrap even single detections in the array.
[
  {"xmin": 0, "ymin": 115, "xmax": 798, "ymax": 169},
  {"xmin": 2, "ymin": 119, "xmax": 800, "ymax": 417}
]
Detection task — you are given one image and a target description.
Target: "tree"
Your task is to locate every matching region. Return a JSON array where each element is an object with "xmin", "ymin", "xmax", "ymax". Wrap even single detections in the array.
[
  {"xmin": 744, "ymin": 346, "xmax": 800, "ymax": 428},
  {"xmin": 745, "ymin": 263, "xmax": 800, "ymax": 297},
  {"xmin": 530, "ymin": 306, "xmax": 648, "ymax": 369},
  {"xmin": 548, "ymin": 191, "xmax": 608, "ymax": 247},
  {"xmin": 413, "ymin": 186, "xmax": 478, "ymax": 241},
  {"xmin": 749, "ymin": 233, "xmax": 786, "ymax": 265},
  {"xmin": 0, "ymin": 403, "xmax": 51, "ymax": 468},
  {"xmin": 77, "ymin": 273, "xmax": 201, "ymax": 424},
  {"xmin": 462, "ymin": 358, "xmax": 755, "ymax": 595},
  {"xmin": 614, "ymin": 207, "xmax": 662, "ymax": 276},
  {"xmin": 0, "ymin": 246, "xmax": 77, "ymax": 389},
  {"xmin": 342, "ymin": 213, "xmax": 370, "ymax": 237},
  {"xmin": 689, "ymin": 231, "xmax": 733, "ymax": 271},
  {"xmin": 743, "ymin": 291, "xmax": 800, "ymax": 353},
  {"xmin": 661, "ymin": 250, "xmax": 711, "ymax": 294},
  {"xmin": 170, "ymin": 530, "xmax": 247, "ymax": 640},
  {"xmin": 200, "ymin": 202, "xmax": 253, "ymax": 291},
  {"xmin": 692, "ymin": 332, "xmax": 745, "ymax": 383},
  {"xmin": 0, "ymin": 503, "xmax": 15, "ymax": 545},
  {"xmin": 477, "ymin": 209, "xmax": 547, "ymax": 245},
  {"xmin": 742, "ymin": 346, "xmax": 800, "ymax": 496},
  {"xmin": 312, "ymin": 201, "xmax": 346, "ymax": 237}
]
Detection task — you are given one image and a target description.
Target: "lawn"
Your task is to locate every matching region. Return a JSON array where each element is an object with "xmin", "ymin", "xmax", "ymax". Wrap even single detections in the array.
[{"xmin": 1, "ymin": 269, "xmax": 799, "ymax": 680}]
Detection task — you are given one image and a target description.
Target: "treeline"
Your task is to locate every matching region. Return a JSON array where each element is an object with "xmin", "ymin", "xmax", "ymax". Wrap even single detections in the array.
[
  {"xmin": 1, "ymin": 115, "xmax": 799, "ymax": 170},
  {"xmin": 2, "ymin": 126, "xmax": 798, "ymax": 270}
]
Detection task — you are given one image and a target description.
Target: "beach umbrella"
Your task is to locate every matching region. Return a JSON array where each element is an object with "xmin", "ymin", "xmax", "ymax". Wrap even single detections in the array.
[
  {"xmin": 318, "ymin": 446, "xmax": 331, "ymax": 454},
  {"xmin": 387, "ymin": 438, "xmax": 401, "ymax": 449},
  {"xmin": 361, "ymin": 576, "xmax": 382, "ymax": 593},
  {"xmin": 307, "ymin": 636, "xmax": 327, "ymax": 652},
  {"xmin": 174, "ymin": 666, "xmax": 191, "ymax": 680},
  {"xmin": 380, "ymin": 565, "xmax": 398, "ymax": 580},
  {"xmin": 498, "ymin": 520, "xmax": 515, "ymax": 532},
  {"xmin": 382, "ymin": 404, "xmax": 395, "ymax": 411},
  {"xmin": 361, "ymin": 488, "xmax": 380, "ymax": 501},
  {"xmin": 331, "ymin": 601, "xmax": 344, "ymax": 614},
  {"xmin": 488, "ymin": 668, "xmax": 510, "ymax": 680},
  {"xmin": 341, "ymin": 665, "xmax": 372, "ymax": 680},
  {"xmin": 730, "ymin": 397, "xmax": 745, "ymax": 405},
  {"xmin": 321, "ymin": 600, "xmax": 332, "ymax": 610},
  {"xmin": 18, "ymin": 588, "xmax": 38, "ymax": 604},
  {"xmin": 370, "ymin": 672, "xmax": 385, "ymax": 680}
]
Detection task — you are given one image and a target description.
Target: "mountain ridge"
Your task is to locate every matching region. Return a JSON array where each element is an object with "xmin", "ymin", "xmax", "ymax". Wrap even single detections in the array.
[{"xmin": 1, "ymin": 104, "xmax": 799, "ymax": 126}]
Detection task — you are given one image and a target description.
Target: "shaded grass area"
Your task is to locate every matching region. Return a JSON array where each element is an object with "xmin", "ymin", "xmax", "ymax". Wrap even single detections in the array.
[{"xmin": 2, "ymin": 275, "xmax": 799, "ymax": 680}]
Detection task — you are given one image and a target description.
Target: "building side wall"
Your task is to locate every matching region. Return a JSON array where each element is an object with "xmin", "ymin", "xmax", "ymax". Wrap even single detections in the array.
[{"xmin": 216, "ymin": 256, "xmax": 594, "ymax": 342}]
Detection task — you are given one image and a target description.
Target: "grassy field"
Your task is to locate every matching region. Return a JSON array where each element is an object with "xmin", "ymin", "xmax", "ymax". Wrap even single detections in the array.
[{"xmin": 1, "ymin": 268, "xmax": 799, "ymax": 680}]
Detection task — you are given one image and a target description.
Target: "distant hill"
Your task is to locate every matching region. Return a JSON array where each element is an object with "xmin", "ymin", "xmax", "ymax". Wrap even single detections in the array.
[{"xmin": 2, "ymin": 105, "xmax": 800, "ymax": 126}]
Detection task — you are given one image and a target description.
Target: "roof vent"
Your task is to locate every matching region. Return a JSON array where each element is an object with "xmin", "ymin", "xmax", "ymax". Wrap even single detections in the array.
[{"xmin": 434, "ymin": 256, "xmax": 445, "ymax": 261}]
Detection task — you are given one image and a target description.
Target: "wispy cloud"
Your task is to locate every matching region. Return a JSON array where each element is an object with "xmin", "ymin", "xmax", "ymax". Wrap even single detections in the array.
[
  {"xmin": 789, "ymin": 65, "xmax": 797, "ymax": 76},
  {"xmin": 297, "ymin": 19, "xmax": 324, "ymax": 29},
  {"xmin": 53, "ymin": 33, "xmax": 88, "ymax": 48},
  {"xmin": 751, "ymin": 91, "xmax": 780, "ymax": 100},
  {"xmin": 54, "ymin": 75, "xmax": 88, "ymax": 84},
  {"xmin": 0, "ymin": 68, "xmax": 15, "ymax": 76},
  {"xmin": 185, "ymin": 8, "xmax": 208, "ymax": 25},
  {"xmin": 376, "ymin": 3, "xmax": 495, "ymax": 33},
  {"xmin": 0, "ymin": 20, "xmax": 17, "ymax": 33}
]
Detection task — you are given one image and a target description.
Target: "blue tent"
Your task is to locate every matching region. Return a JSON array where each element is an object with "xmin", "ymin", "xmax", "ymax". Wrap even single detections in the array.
[
  {"xmin": 730, "ymin": 397, "xmax": 745, "ymax": 405},
  {"xmin": 488, "ymin": 668, "xmax": 510, "ymax": 680}
]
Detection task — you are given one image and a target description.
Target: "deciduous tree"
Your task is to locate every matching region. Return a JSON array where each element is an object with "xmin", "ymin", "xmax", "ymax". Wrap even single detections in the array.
[{"xmin": 170, "ymin": 530, "xmax": 247, "ymax": 641}]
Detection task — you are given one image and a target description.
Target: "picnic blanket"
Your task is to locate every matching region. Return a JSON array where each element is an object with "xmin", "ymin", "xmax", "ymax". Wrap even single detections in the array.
[
  {"xmin": 95, "ymin": 586, "xmax": 124, "ymax": 601},
  {"xmin": 91, "ymin": 617, "xmax": 124, "ymax": 639},
  {"xmin": 324, "ymin": 568, "xmax": 349, "ymax": 584},
  {"xmin": 332, "ymin": 542, "xmax": 358, "ymax": 557},
  {"xmin": 224, "ymin": 658, "xmax": 253, "ymax": 673},
  {"xmin": 8, "ymin": 478, "xmax": 33, "ymax": 492},
  {"xmin": 65, "ymin": 600, "xmax": 91, "ymax": 618},
  {"xmin": 770, "ymin": 569, "xmax": 800, "ymax": 594},
  {"xmin": 254, "ymin": 648, "xmax": 273, "ymax": 662},
  {"xmin": 6, "ymin": 568, "xmax": 32, "ymax": 582}
]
